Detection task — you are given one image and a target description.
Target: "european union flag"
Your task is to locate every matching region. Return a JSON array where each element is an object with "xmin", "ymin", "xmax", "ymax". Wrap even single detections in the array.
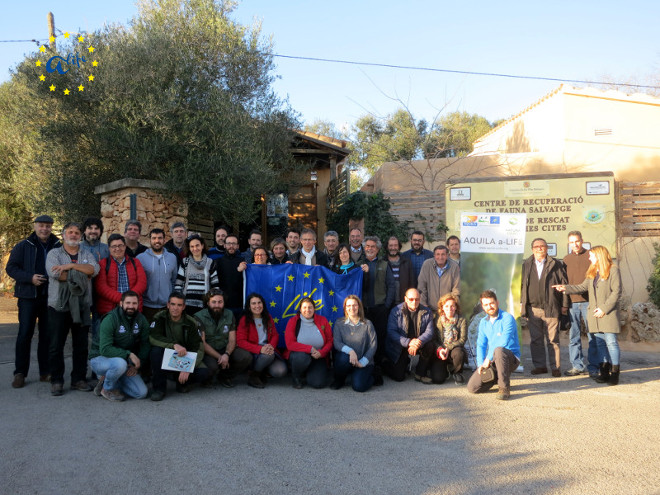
[{"xmin": 245, "ymin": 264, "xmax": 363, "ymax": 347}]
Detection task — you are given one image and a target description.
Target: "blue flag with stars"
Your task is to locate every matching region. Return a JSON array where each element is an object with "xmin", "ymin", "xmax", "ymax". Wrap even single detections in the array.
[{"xmin": 245, "ymin": 264, "xmax": 363, "ymax": 347}]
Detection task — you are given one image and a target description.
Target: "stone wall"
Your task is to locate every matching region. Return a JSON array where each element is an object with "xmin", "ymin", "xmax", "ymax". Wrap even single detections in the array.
[{"xmin": 95, "ymin": 179, "xmax": 188, "ymax": 244}]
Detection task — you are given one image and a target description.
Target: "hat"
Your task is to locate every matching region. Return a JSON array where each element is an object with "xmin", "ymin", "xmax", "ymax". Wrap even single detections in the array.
[{"xmin": 34, "ymin": 215, "xmax": 54, "ymax": 224}]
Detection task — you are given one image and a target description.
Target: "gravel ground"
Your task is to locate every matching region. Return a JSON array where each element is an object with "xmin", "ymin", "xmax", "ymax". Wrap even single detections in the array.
[{"xmin": 1, "ymin": 299, "xmax": 659, "ymax": 495}]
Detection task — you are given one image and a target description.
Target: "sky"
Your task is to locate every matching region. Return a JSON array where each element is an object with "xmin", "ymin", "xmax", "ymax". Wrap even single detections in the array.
[{"xmin": 2, "ymin": 0, "xmax": 659, "ymax": 133}]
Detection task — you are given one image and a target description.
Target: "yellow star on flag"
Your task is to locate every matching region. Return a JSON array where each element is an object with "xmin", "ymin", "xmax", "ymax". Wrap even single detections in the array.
[
  {"xmin": 318, "ymin": 278, "xmax": 324, "ymax": 284},
  {"xmin": 49, "ymin": 36, "xmax": 55, "ymax": 43},
  {"xmin": 88, "ymin": 75, "xmax": 94, "ymax": 82},
  {"xmin": 63, "ymin": 89, "xmax": 70, "ymax": 95},
  {"xmin": 328, "ymin": 321, "xmax": 333, "ymax": 327},
  {"xmin": 270, "ymin": 301, "xmax": 276, "ymax": 308},
  {"xmin": 332, "ymin": 305, "xmax": 338, "ymax": 312},
  {"xmin": 39, "ymin": 45, "xmax": 46, "ymax": 53},
  {"xmin": 35, "ymin": 60, "xmax": 41, "ymax": 67},
  {"xmin": 64, "ymin": 32, "xmax": 70, "ymax": 39},
  {"xmin": 303, "ymin": 272, "xmax": 310, "ymax": 279},
  {"xmin": 88, "ymin": 46, "xmax": 95, "ymax": 53},
  {"xmin": 328, "ymin": 290, "xmax": 334, "ymax": 296},
  {"xmin": 39, "ymin": 74, "xmax": 45, "ymax": 81},
  {"xmin": 49, "ymin": 84, "xmax": 55, "ymax": 91},
  {"xmin": 78, "ymin": 84, "xmax": 84, "ymax": 91},
  {"xmin": 273, "ymin": 317, "xmax": 279, "ymax": 324},
  {"xmin": 92, "ymin": 60, "xmax": 98, "ymax": 67},
  {"xmin": 287, "ymin": 275, "xmax": 294, "ymax": 282},
  {"xmin": 275, "ymin": 285, "xmax": 282, "ymax": 292},
  {"xmin": 78, "ymin": 35, "xmax": 84, "ymax": 42}
]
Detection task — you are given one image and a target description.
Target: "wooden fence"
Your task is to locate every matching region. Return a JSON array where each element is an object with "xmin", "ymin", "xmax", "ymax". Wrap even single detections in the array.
[
  {"xmin": 386, "ymin": 190, "xmax": 446, "ymax": 240},
  {"xmin": 619, "ymin": 181, "xmax": 660, "ymax": 237}
]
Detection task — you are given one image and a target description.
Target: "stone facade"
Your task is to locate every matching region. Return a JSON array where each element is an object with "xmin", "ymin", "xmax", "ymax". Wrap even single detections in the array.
[{"xmin": 95, "ymin": 179, "xmax": 188, "ymax": 244}]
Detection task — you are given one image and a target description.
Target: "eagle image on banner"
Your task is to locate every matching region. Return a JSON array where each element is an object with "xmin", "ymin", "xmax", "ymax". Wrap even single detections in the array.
[{"xmin": 245, "ymin": 264, "xmax": 363, "ymax": 347}]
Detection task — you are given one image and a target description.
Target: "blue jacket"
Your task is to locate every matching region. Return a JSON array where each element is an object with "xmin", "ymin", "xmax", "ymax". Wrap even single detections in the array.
[
  {"xmin": 6, "ymin": 232, "xmax": 61, "ymax": 299},
  {"xmin": 385, "ymin": 302, "xmax": 435, "ymax": 363},
  {"xmin": 136, "ymin": 249, "xmax": 178, "ymax": 308},
  {"xmin": 476, "ymin": 309, "xmax": 521, "ymax": 365}
]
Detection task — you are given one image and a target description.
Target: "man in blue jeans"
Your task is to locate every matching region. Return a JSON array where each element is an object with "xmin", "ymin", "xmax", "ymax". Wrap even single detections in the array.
[{"xmin": 563, "ymin": 231, "xmax": 592, "ymax": 376}]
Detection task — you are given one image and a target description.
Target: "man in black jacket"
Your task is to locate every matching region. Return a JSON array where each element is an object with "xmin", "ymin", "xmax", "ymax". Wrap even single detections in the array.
[
  {"xmin": 216, "ymin": 234, "xmax": 245, "ymax": 319},
  {"xmin": 521, "ymin": 238, "xmax": 569, "ymax": 377},
  {"xmin": 386, "ymin": 236, "xmax": 414, "ymax": 305},
  {"xmin": 6, "ymin": 215, "xmax": 61, "ymax": 388}
]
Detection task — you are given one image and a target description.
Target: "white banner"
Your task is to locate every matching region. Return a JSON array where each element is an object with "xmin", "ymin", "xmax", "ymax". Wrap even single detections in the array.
[{"xmin": 460, "ymin": 213, "xmax": 526, "ymax": 254}]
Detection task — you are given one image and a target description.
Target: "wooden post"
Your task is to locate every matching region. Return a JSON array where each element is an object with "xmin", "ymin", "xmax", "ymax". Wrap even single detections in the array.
[{"xmin": 47, "ymin": 12, "xmax": 56, "ymax": 50}]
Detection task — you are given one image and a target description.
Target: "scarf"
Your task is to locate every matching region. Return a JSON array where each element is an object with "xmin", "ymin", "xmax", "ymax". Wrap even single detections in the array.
[
  {"xmin": 301, "ymin": 247, "xmax": 316, "ymax": 266},
  {"xmin": 439, "ymin": 314, "xmax": 459, "ymax": 346}
]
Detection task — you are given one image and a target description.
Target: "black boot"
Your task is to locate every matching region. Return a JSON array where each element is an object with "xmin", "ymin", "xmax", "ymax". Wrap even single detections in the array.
[
  {"xmin": 608, "ymin": 365, "xmax": 620, "ymax": 386},
  {"xmin": 594, "ymin": 362, "xmax": 611, "ymax": 383}
]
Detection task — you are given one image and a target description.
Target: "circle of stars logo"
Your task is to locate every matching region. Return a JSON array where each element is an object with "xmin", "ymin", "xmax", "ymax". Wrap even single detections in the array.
[{"xmin": 35, "ymin": 32, "xmax": 98, "ymax": 96}]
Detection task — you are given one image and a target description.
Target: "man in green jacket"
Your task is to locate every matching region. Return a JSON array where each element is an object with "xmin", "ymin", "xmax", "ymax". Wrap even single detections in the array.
[
  {"xmin": 89, "ymin": 290, "xmax": 150, "ymax": 401},
  {"xmin": 194, "ymin": 289, "xmax": 251, "ymax": 388},
  {"xmin": 149, "ymin": 292, "xmax": 208, "ymax": 401}
]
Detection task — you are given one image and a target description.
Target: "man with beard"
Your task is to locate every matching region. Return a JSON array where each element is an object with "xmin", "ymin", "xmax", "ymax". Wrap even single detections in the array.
[
  {"xmin": 137, "ymin": 229, "xmax": 178, "ymax": 322},
  {"xmin": 89, "ymin": 291, "xmax": 150, "ymax": 401},
  {"xmin": 80, "ymin": 217, "xmax": 109, "ymax": 263},
  {"xmin": 323, "ymin": 231, "xmax": 339, "ymax": 269},
  {"xmin": 286, "ymin": 228, "xmax": 301, "ymax": 259},
  {"xmin": 123, "ymin": 220, "xmax": 148, "ymax": 258},
  {"xmin": 208, "ymin": 225, "xmax": 229, "ymax": 260},
  {"xmin": 467, "ymin": 290, "xmax": 520, "ymax": 400},
  {"xmin": 242, "ymin": 229, "xmax": 263, "ymax": 263},
  {"xmin": 386, "ymin": 236, "xmax": 414, "ymax": 305},
  {"xmin": 6, "ymin": 215, "xmax": 61, "ymax": 388},
  {"xmin": 194, "ymin": 289, "xmax": 251, "ymax": 387},
  {"xmin": 216, "ymin": 234, "xmax": 246, "ymax": 318},
  {"xmin": 403, "ymin": 231, "xmax": 433, "ymax": 285},
  {"xmin": 46, "ymin": 222, "xmax": 100, "ymax": 396}
]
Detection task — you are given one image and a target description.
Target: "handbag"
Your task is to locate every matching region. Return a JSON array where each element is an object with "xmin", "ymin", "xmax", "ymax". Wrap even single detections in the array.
[
  {"xmin": 480, "ymin": 366, "xmax": 496, "ymax": 383},
  {"xmin": 559, "ymin": 313, "xmax": 571, "ymax": 331}
]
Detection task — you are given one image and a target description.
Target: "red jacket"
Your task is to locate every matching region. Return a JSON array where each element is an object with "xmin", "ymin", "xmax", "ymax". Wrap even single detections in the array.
[
  {"xmin": 284, "ymin": 314, "xmax": 333, "ymax": 360},
  {"xmin": 94, "ymin": 256, "xmax": 147, "ymax": 315},
  {"xmin": 237, "ymin": 314, "xmax": 279, "ymax": 354}
]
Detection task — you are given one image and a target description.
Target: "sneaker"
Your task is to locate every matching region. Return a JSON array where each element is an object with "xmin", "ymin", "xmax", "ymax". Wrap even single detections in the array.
[
  {"xmin": 71, "ymin": 380, "xmax": 92, "ymax": 392},
  {"xmin": 496, "ymin": 386, "xmax": 510, "ymax": 400},
  {"xmin": 94, "ymin": 376, "xmax": 105, "ymax": 396},
  {"xmin": 564, "ymin": 368, "xmax": 585, "ymax": 376},
  {"xmin": 530, "ymin": 367, "xmax": 548, "ymax": 375},
  {"xmin": 218, "ymin": 377, "xmax": 234, "ymax": 388},
  {"xmin": 551, "ymin": 369, "xmax": 562, "ymax": 377},
  {"xmin": 150, "ymin": 390, "xmax": 165, "ymax": 401},
  {"xmin": 101, "ymin": 388, "xmax": 125, "ymax": 402},
  {"xmin": 414, "ymin": 373, "xmax": 432, "ymax": 384},
  {"xmin": 453, "ymin": 373, "xmax": 465, "ymax": 385},
  {"xmin": 39, "ymin": 374, "xmax": 51, "ymax": 382},
  {"xmin": 12, "ymin": 373, "xmax": 25, "ymax": 389},
  {"xmin": 51, "ymin": 383, "xmax": 64, "ymax": 396}
]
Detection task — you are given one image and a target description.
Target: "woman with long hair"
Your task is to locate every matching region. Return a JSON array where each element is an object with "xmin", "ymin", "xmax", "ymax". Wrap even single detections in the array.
[
  {"xmin": 331, "ymin": 295, "xmax": 377, "ymax": 392},
  {"xmin": 553, "ymin": 245, "xmax": 622, "ymax": 385},
  {"xmin": 174, "ymin": 234, "xmax": 220, "ymax": 314},
  {"xmin": 284, "ymin": 297, "xmax": 333, "ymax": 389},
  {"xmin": 234, "ymin": 292, "xmax": 287, "ymax": 388},
  {"xmin": 433, "ymin": 293, "xmax": 467, "ymax": 384}
]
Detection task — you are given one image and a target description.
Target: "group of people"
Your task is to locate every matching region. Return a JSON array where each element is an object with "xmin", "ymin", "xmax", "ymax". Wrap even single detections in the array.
[{"xmin": 6, "ymin": 213, "xmax": 621, "ymax": 402}]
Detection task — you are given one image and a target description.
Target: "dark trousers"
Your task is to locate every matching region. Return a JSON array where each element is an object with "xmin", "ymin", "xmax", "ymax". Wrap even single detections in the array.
[
  {"xmin": 383, "ymin": 343, "xmax": 444, "ymax": 382},
  {"xmin": 527, "ymin": 306, "xmax": 560, "ymax": 370},
  {"xmin": 365, "ymin": 304, "xmax": 389, "ymax": 364},
  {"xmin": 435, "ymin": 346, "xmax": 465, "ymax": 379},
  {"xmin": 15, "ymin": 296, "xmax": 50, "ymax": 377},
  {"xmin": 467, "ymin": 347, "xmax": 519, "ymax": 393},
  {"xmin": 150, "ymin": 346, "xmax": 210, "ymax": 393},
  {"xmin": 202, "ymin": 348, "xmax": 252, "ymax": 380},
  {"xmin": 333, "ymin": 351, "xmax": 374, "ymax": 392},
  {"xmin": 48, "ymin": 308, "xmax": 89, "ymax": 385},
  {"xmin": 289, "ymin": 352, "xmax": 330, "ymax": 388}
]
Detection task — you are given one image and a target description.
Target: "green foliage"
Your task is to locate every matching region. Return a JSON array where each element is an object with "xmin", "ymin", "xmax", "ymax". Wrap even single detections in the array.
[
  {"xmin": 304, "ymin": 120, "xmax": 344, "ymax": 140},
  {"xmin": 327, "ymin": 191, "xmax": 409, "ymax": 244},
  {"xmin": 2, "ymin": 0, "xmax": 299, "ymax": 225},
  {"xmin": 430, "ymin": 111, "xmax": 494, "ymax": 157},
  {"xmin": 647, "ymin": 243, "xmax": 660, "ymax": 308}
]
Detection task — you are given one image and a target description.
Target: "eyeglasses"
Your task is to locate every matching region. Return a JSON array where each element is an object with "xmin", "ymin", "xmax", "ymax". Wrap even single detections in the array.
[
  {"xmin": 532, "ymin": 245, "xmax": 547, "ymax": 250},
  {"xmin": 109, "ymin": 244, "xmax": 125, "ymax": 250}
]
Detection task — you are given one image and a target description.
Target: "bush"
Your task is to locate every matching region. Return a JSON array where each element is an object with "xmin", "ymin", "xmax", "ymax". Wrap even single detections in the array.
[{"xmin": 648, "ymin": 243, "xmax": 660, "ymax": 308}]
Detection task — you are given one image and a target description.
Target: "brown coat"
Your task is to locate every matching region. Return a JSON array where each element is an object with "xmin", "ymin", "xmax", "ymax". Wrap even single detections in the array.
[{"xmin": 564, "ymin": 265, "xmax": 621, "ymax": 333}]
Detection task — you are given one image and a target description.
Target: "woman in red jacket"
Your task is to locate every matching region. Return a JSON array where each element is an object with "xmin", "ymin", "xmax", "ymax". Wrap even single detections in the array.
[
  {"xmin": 235, "ymin": 292, "xmax": 287, "ymax": 388},
  {"xmin": 285, "ymin": 297, "xmax": 333, "ymax": 389}
]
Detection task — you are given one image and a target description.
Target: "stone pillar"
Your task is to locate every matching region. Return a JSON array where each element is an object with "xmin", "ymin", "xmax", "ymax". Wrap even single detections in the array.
[{"xmin": 94, "ymin": 178, "xmax": 188, "ymax": 244}]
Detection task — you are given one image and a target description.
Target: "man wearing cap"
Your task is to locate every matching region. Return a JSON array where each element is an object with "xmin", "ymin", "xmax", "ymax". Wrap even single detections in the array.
[{"xmin": 6, "ymin": 215, "xmax": 61, "ymax": 388}]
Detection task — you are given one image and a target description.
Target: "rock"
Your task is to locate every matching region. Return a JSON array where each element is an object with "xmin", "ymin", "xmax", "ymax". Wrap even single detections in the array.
[{"xmin": 629, "ymin": 302, "xmax": 660, "ymax": 342}]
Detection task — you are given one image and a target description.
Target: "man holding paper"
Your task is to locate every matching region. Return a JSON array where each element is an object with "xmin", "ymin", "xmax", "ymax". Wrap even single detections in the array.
[{"xmin": 149, "ymin": 292, "xmax": 208, "ymax": 401}]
